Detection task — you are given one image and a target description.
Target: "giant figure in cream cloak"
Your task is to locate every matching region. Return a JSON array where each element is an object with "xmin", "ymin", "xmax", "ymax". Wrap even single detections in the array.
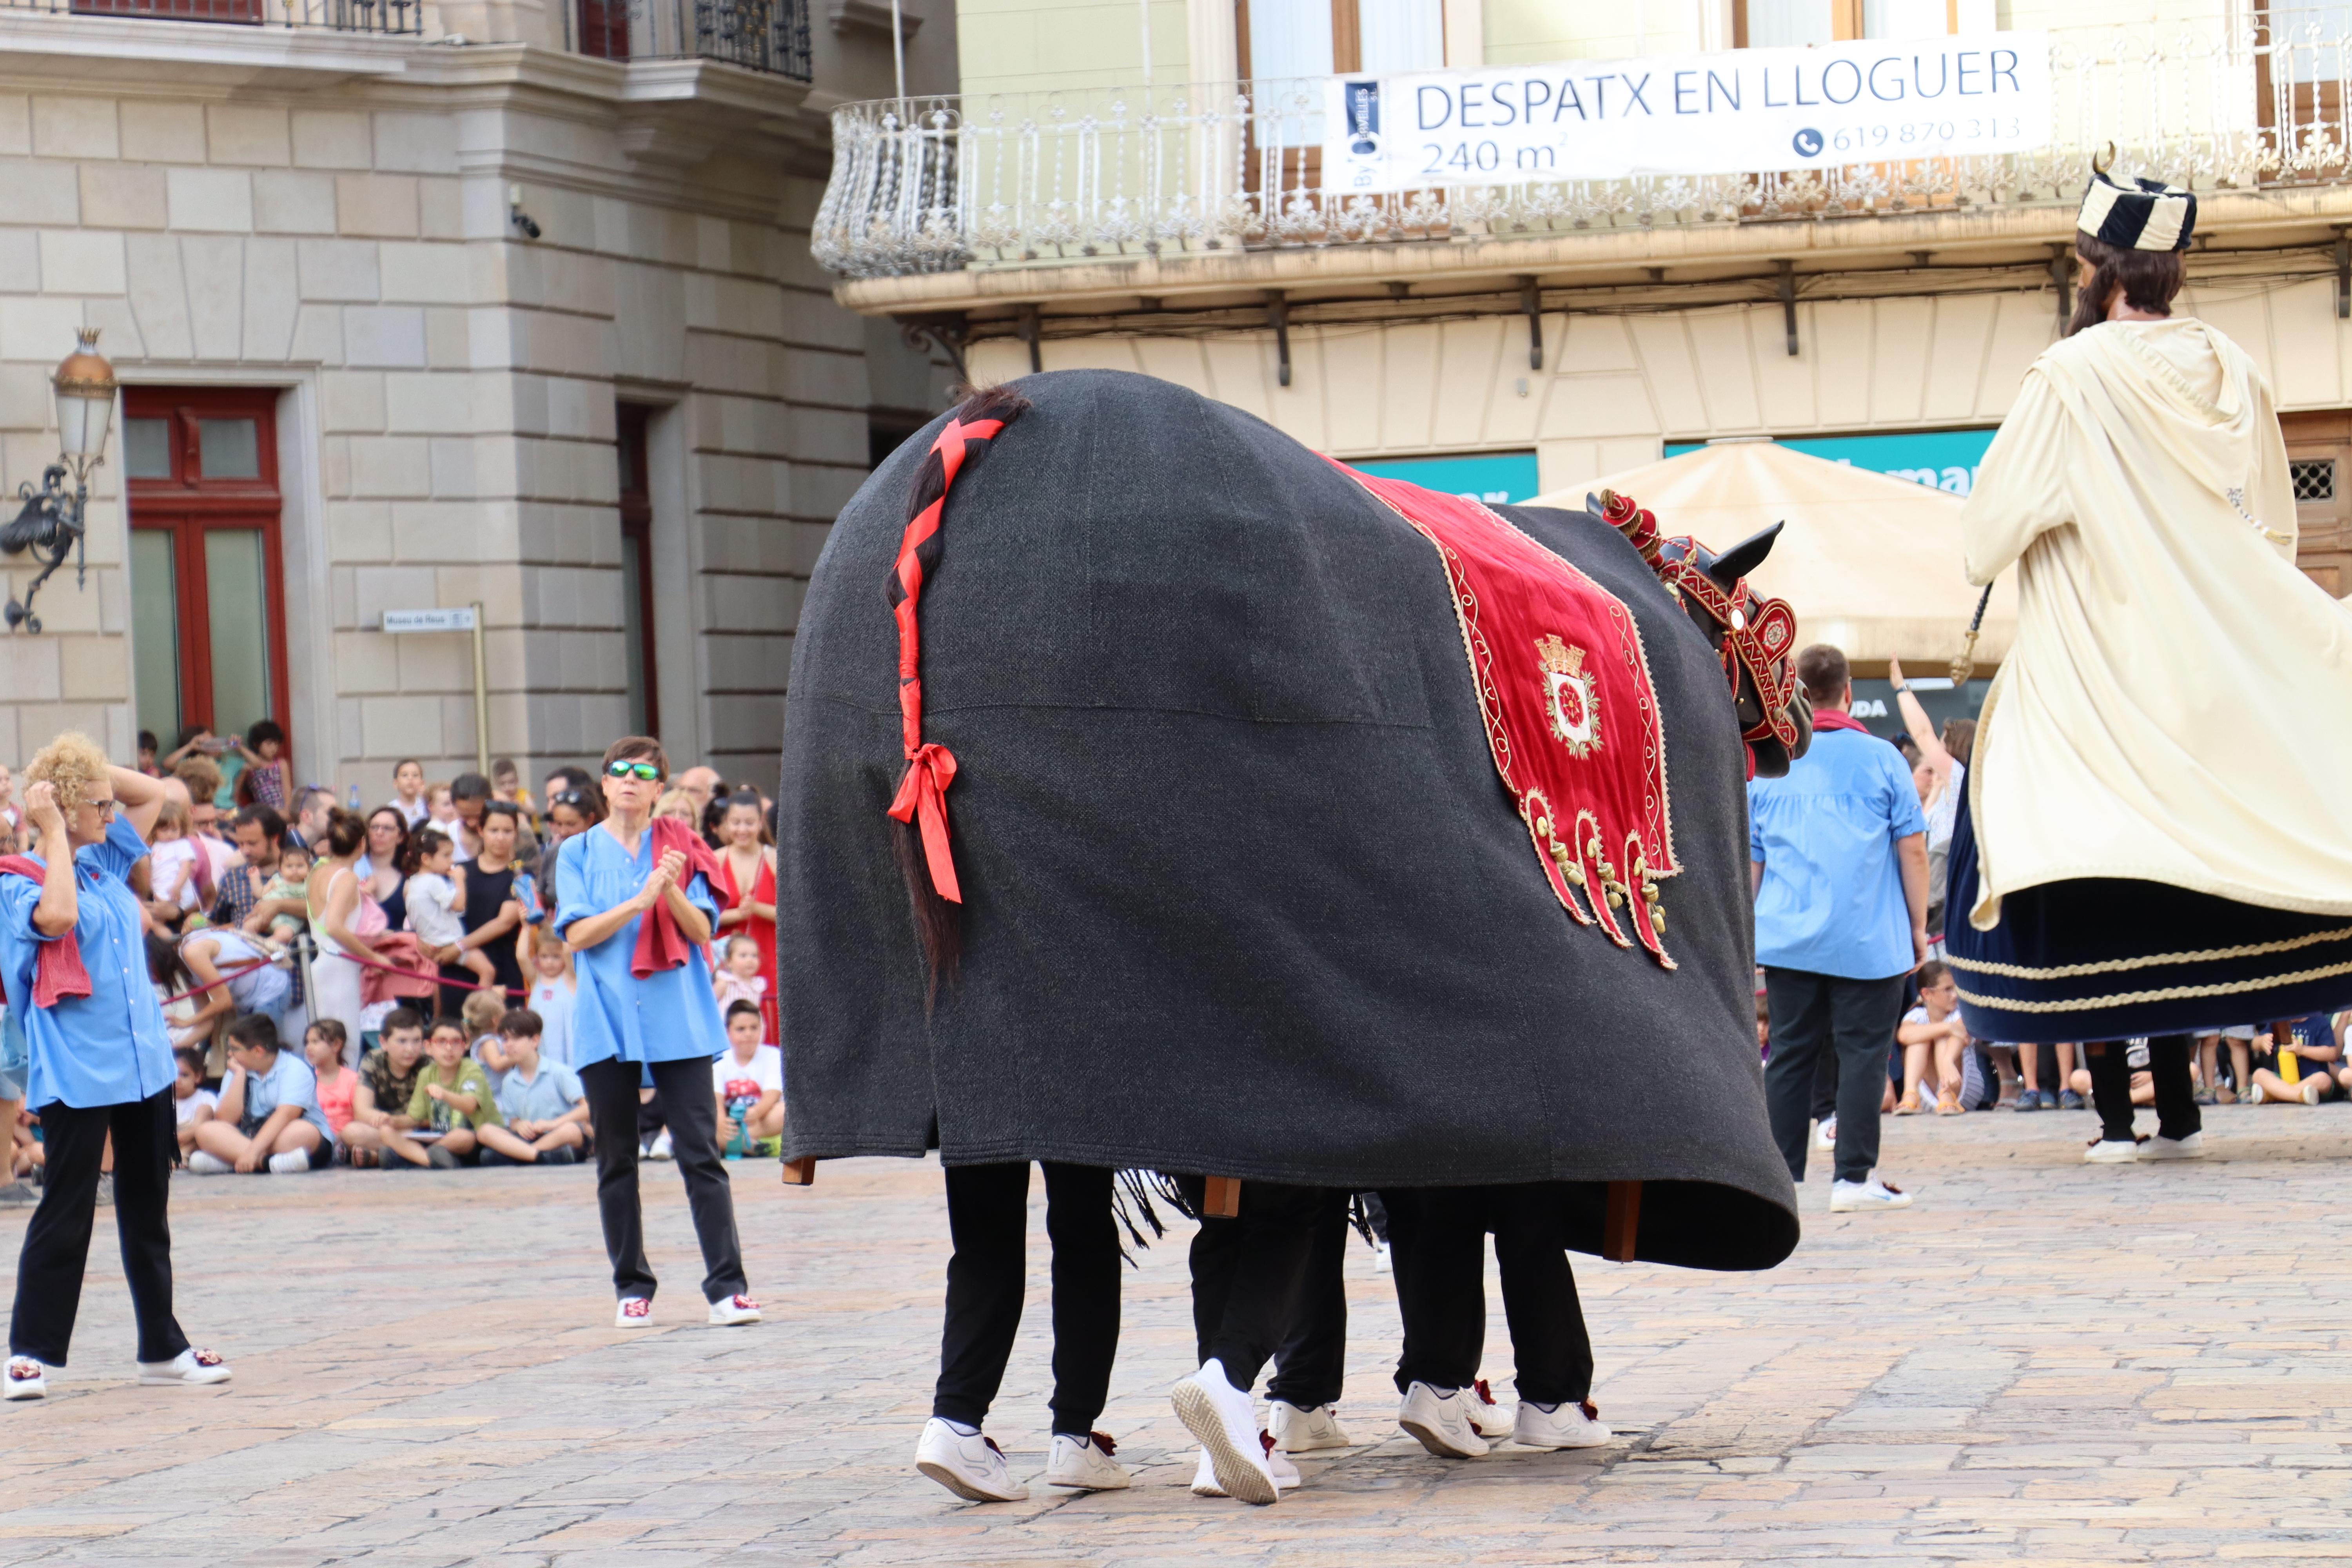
[{"xmin": 1947, "ymin": 314, "xmax": 2352, "ymax": 1042}]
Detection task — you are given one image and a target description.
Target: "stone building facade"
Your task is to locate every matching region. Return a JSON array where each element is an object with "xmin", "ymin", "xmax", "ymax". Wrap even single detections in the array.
[{"xmin": 0, "ymin": 0, "xmax": 956, "ymax": 791}]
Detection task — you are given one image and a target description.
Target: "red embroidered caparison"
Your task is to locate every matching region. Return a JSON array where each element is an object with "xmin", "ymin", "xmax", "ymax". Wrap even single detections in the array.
[
  {"xmin": 886, "ymin": 412, "xmax": 1010, "ymax": 904},
  {"xmin": 1342, "ymin": 467, "xmax": 1681, "ymax": 968}
]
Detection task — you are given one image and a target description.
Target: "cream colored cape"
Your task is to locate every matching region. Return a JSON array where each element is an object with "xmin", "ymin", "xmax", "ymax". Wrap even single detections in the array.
[{"xmin": 1961, "ymin": 316, "xmax": 2352, "ymax": 929}]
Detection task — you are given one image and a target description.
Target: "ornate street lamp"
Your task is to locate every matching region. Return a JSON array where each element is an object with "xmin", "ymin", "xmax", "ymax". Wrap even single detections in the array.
[{"xmin": 2, "ymin": 328, "xmax": 118, "ymax": 633}]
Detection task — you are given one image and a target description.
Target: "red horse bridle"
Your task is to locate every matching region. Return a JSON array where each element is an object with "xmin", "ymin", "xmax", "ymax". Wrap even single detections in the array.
[{"xmin": 1598, "ymin": 490, "xmax": 1801, "ymax": 753}]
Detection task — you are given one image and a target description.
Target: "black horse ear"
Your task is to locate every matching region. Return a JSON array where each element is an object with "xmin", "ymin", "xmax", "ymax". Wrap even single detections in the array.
[{"xmin": 1708, "ymin": 520, "xmax": 1784, "ymax": 589}]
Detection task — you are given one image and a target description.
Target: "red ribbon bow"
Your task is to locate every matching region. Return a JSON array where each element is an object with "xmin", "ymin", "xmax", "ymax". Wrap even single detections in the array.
[{"xmin": 887, "ymin": 743, "xmax": 961, "ymax": 902}]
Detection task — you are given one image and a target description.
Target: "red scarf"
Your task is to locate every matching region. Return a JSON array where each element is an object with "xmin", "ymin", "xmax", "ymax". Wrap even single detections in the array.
[
  {"xmin": 1810, "ymin": 709, "xmax": 1872, "ymax": 736},
  {"xmin": 630, "ymin": 818, "xmax": 727, "ymax": 979},
  {"xmin": 0, "ymin": 856, "xmax": 93, "ymax": 1008}
]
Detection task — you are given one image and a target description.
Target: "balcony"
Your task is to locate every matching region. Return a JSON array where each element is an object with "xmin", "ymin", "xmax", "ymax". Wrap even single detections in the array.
[
  {"xmin": 568, "ymin": 0, "xmax": 809, "ymax": 80},
  {"xmin": 814, "ymin": 15, "xmax": 2352, "ymax": 297}
]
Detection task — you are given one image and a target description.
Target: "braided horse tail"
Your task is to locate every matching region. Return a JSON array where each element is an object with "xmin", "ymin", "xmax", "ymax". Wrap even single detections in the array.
[{"xmin": 884, "ymin": 385, "xmax": 1031, "ymax": 1007}]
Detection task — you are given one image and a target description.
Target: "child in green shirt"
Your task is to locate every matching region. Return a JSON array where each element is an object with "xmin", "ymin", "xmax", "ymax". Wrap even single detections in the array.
[{"xmin": 409, "ymin": 1018, "xmax": 502, "ymax": 1168}]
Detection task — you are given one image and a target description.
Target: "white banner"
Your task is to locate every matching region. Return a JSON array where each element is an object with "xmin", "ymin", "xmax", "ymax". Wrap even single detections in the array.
[{"xmin": 1321, "ymin": 33, "xmax": 2049, "ymax": 194}]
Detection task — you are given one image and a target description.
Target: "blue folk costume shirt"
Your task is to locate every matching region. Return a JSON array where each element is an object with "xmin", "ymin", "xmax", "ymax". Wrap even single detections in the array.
[
  {"xmin": 552, "ymin": 826, "xmax": 729, "ymax": 1068},
  {"xmin": 0, "ymin": 815, "xmax": 176, "ymax": 1110}
]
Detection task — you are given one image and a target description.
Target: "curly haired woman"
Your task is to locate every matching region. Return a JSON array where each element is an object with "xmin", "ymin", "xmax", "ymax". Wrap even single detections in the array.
[{"xmin": 0, "ymin": 731, "xmax": 230, "ymax": 1399}]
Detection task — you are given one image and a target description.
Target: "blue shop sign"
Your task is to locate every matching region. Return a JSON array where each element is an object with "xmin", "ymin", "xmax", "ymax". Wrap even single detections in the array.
[
  {"xmin": 1665, "ymin": 428, "xmax": 1996, "ymax": 497},
  {"xmin": 1350, "ymin": 450, "xmax": 1542, "ymax": 505}
]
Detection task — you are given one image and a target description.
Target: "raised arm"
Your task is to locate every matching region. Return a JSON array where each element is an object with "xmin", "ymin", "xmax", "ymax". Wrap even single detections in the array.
[
  {"xmin": 111, "ymin": 763, "xmax": 167, "ymax": 843},
  {"xmin": 1885, "ymin": 658, "xmax": 1953, "ymax": 784},
  {"xmin": 22, "ymin": 783, "xmax": 76, "ymax": 938}
]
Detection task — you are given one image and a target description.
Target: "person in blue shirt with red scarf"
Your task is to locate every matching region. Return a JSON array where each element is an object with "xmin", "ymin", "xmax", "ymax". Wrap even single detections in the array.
[
  {"xmin": 0, "ymin": 731, "xmax": 231, "ymax": 1399},
  {"xmin": 554, "ymin": 736, "xmax": 760, "ymax": 1331}
]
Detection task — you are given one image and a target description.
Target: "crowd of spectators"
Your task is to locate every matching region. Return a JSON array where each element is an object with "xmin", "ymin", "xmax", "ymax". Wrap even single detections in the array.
[{"xmin": 0, "ymin": 733, "xmax": 784, "ymax": 1195}]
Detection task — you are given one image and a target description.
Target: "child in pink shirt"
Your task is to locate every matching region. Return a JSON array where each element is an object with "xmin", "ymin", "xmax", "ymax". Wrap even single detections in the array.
[{"xmin": 305, "ymin": 1020, "xmax": 359, "ymax": 1145}]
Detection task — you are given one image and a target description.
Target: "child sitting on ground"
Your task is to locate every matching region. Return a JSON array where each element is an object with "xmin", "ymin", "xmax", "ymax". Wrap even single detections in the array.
[
  {"xmin": 189, "ymin": 1014, "xmax": 332, "ymax": 1174},
  {"xmin": 409, "ymin": 1016, "xmax": 502, "ymax": 1167},
  {"xmin": 712, "ymin": 1000, "xmax": 784, "ymax": 1157},
  {"xmin": 342, "ymin": 1009, "xmax": 431, "ymax": 1169},
  {"xmin": 476, "ymin": 1010, "xmax": 590, "ymax": 1165},
  {"xmin": 305, "ymin": 1020, "xmax": 359, "ymax": 1152},
  {"xmin": 463, "ymin": 987, "xmax": 512, "ymax": 1089},
  {"xmin": 1895, "ymin": 962, "xmax": 1971, "ymax": 1116},
  {"xmin": 171, "ymin": 1045, "xmax": 216, "ymax": 1162},
  {"xmin": 405, "ymin": 829, "xmax": 499, "ymax": 992},
  {"xmin": 712, "ymin": 935, "xmax": 767, "ymax": 1014},
  {"xmin": 2250, "ymin": 1016, "xmax": 2344, "ymax": 1105},
  {"xmin": 526, "ymin": 942, "xmax": 576, "ymax": 1067}
]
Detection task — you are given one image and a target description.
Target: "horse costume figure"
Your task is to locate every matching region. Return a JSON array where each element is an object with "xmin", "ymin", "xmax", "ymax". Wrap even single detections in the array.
[{"xmin": 778, "ymin": 369, "xmax": 1806, "ymax": 1272}]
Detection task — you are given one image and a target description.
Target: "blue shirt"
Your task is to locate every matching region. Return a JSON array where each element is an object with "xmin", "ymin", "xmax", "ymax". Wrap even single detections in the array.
[
  {"xmin": 495, "ymin": 1058, "xmax": 585, "ymax": 1123},
  {"xmin": 552, "ymin": 826, "xmax": 729, "ymax": 1068},
  {"xmin": 1749, "ymin": 727, "xmax": 1928, "ymax": 981},
  {"xmin": 237, "ymin": 1049, "xmax": 331, "ymax": 1143},
  {"xmin": 0, "ymin": 816, "xmax": 175, "ymax": 1110}
]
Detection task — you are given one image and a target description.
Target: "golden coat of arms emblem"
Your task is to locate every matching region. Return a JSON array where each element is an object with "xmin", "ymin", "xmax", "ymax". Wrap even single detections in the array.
[{"xmin": 1536, "ymin": 634, "xmax": 1602, "ymax": 758}]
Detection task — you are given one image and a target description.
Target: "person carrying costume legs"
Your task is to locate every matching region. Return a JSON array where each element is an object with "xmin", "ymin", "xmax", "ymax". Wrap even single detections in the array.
[
  {"xmin": 1, "ymin": 734, "xmax": 230, "ymax": 1399},
  {"xmin": 1379, "ymin": 1184, "xmax": 1612, "ymax": 1460},
  {"xmin": 913, "ymin": 1161, "xmax": 1129, "ymax": 1503},
  {"xmin": 554, "ymin": 736, "xmax": 760, "ymax": 1330},
  {"xmin": 2082, "ymin": 1036, "xmax": 2202, "ymax": 1160},
  {"xmin": 1166, "ymin": 1175, "xmax": 1339, "ymax": 1505}
]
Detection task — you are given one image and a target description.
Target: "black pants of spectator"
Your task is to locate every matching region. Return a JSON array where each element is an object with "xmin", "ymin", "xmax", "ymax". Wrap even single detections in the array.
[
  {"xmin": 1379, "ymin": 1184, "xmax": 1593, "ymax": 1408},
  {"xmin": 10, "ymin": 1092, "xmax": 189, "ymax": 1367},
  {"xmin": 1809, "ymin": 1046, "xmax": 1839, "ymax": 1124},
  {"xmin": 1763, "ymin": 967, "xmax": 1907, "ymax": 1185},
  {"xmin": 579, "ymin": 1057, "xmax": 746, "ymax": 1304},
  {"xmin": 1263, "ymin": 1187, "xmax": 1352, "ymax": 1412},
  {"xmin": 1175, "ymin": 1174, "xmax": 1325, "ymax": 1391},
  {"xmin": 931, "ymin": 1161, "xmax": 1120, "ymax": 1436},
  {"xmin": 2086, "ymin": 1034, "xmax": 2200, "ymax": 1145},
  {"xmin": 1357, "ymin": 1190, "xmax": 1391, "ymax": 1243}
]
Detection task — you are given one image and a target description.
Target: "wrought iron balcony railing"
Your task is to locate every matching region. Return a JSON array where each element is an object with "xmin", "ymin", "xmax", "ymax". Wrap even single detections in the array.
[
  {"xmin": 814, "ymin": 14, "xmax": 2352, "ymax": 280},
  {"xmin": 0, "ymin": 0, "xmax": 418, "ymax": 31},
  {"xmin": 570, "ymin": 0, "xmax": 810, "ymax": 80}
]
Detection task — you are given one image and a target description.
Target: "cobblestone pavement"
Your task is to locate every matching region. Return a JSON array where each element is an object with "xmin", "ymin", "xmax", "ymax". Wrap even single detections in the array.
[{"xmin": 1, "ymin": 1103, "xmax": 2350, "ymax": 1565}]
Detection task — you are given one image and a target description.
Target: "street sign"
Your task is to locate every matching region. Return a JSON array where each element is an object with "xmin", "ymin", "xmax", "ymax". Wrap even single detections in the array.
[{"xmin": 381, "ymin": 607, "xmax": 477, "ymax": 633}]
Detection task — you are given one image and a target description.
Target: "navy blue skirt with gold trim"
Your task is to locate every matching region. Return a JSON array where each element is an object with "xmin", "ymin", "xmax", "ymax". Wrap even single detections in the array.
[{"xmin": 1946, "ymin": 788, "xmax": 2352, "ymax": 1044}]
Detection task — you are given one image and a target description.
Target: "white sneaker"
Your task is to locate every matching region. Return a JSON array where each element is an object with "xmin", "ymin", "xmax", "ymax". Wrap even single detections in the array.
[
  {"xmin": 2303, "ymin": 1077, "xmax": 2325, "ymax": 1106},
  {"xmin": 136, "ymin": 1347, "xmax": 231, "ymax": 1386},
  {"xmin": 2143, "ymin": 1131, "xmax": 2206, "ymax": 1160},
  {"xmin": 706, "ymin": 1294, "xmax": 762, "ymax": 1326},
  {"xmin": 1815, "ymin": 1117, "xmax": 1837, "ymax": 1151},
  {"xmin": 1513, "ymin": 1398, "xmax": 1613, "ymax": 1450},
  {"xmin": 4, "ymin": 1357, "xmax": 45, "ymax": 1400},
  {"xmin": 2250, "ymin": 1081, "xmax": 2267, "ymax": 1105},
  {"xmin": 915, "ymin": 1417, "xmax": 1029, "ymax": 1503},
  {"xmin": 186, "ymin": 1152, "xmax": 233, "ymax": 1175},
  {"xmin": 1828, "ymin": 1177, "xmax": 1914, "ymax": 1211},
  {"xmin": 1463, "ymin": 1379, "xmax": 1514, "ymax": 1439},
  {"xmin": 647, "ymin": 1129, "xmax": 674, "ymax": 1161},
  {"xmin": 1171, "ymin": 1360, "xmax": 1279, "ymax": 1505},
  {"xmin": 1269, "ymin": 1399, "xmax": 1354, "ymax": 1452},
  {"xmin": 266, "ymin": 1151, "xmax": 310, "ymax": 1175},
  {"xmin": 2082, "ymin": 1139, "xmax": 2140, "ymax": 1164},
  {"xmin": 1044, "ymin": 1431, "xmax": 1131, "ymax": 1490},
  {"xmin": 1191, "ymin": 1438, "xmax": 1299, "ymax": 1495},
  {"xmin": 614, "ymin": 1296, "xmax": 653, "ymax": 1328},
  {"xmin": 1397, "ymin": 1381, "xmax": 1489, "ymax": 1458},
  {"xmin": 1372, "ymin": 1240, "xmax": 1393, "ymax": 1274}
]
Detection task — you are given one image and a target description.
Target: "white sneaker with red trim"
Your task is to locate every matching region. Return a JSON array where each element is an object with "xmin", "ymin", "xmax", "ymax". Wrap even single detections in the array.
[
  {"xmin": 1044, "ymin": 1431, "xmax": 1131, "ymax": 1490},
  {"xmin": 1513, "ymin": 1398, "xmax": 1613, "ymax": 1450},
  {"xmin": 4, "ymin": 1357, "xmax": 46, "ymax": 1400},
  {"xmin": 706, "ymin": 1294, "xmax": 762, "ymax": 1326},
  {"xmin": 915, "ymin": 1417, "xmax": 1029, "ymax": 1503},
  {"xmin": 614, "ymin": 1297, "xmax": 653, "ymax": 1328},
  {"xmin": 1191, "ymin": 1434, "xmax": 1300, "ymax": 1496},
  {"xmin": 137, "ymin": 1348, "xmax": 231, "ymax": 1386},
  {"xmin": 1463, "ymin": 1379, "xmax": 1514, "ymax": 1439}
]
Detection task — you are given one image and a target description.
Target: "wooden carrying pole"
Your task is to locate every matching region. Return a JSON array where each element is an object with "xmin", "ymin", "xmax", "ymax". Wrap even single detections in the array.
[
  {"xmin": 1602, "ymin": 1180, "xmax": 1642, "ymax": 1262},
  {"xmin": 782, "ymin": 1158, "xmax": 816, "ymax": 1186},
  {"xmin": 1201, "ymin": 1175, "xmax": 1242, "ymax": 1218}
]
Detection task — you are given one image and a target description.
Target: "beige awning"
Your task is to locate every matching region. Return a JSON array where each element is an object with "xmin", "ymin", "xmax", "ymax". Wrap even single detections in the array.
[{"xmin": 1533, "ymin": 440, "xmax": 2016, "ymax": 670}]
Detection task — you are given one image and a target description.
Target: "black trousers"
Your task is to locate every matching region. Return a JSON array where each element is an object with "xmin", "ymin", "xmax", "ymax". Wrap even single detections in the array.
[
  {"xmin": 579, "ymin": 1056, "xmax": 746, "ymax": 1303},
  {"xmin": 10, "ymin": 1092, "xmax": 190, "ymax": 1367},
  {"xmin": 932, "ymin": 1161, "xmax": 1120, "ymax": 1435},
  {"xmin": 2086, "ymin": 1034, "xmax": 2200, "ymax": 1144},
  {"xmin": 1264, "ymin": 1187, "xmax": 1352, "ymax": 1411},
  {"xmin": 1764, "ymin": 967, "xmax": 1907, "ymax": 1184},
  {"xmin": 1380, "ymin": 1184, "xmax": 1593, "ymax": 1408},
  {"xmin": 1176, "ymin": 1174, "xmax": 1325, "ymax": 1391}
]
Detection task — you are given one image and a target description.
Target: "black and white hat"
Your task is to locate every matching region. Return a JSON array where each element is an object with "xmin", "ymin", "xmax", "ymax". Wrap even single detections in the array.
[{"xmin": 2076, "ymin": 165, "xmax": 2195, "ymax": 253}]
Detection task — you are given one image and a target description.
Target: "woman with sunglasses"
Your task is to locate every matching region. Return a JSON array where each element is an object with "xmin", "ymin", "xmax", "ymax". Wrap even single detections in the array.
[
  {"xmin": 552, "ymin": 737, "xmax": 760, "ymax": 1329},
  {"xmin": 0, "ymin": 731, "xmax": 230, "ymax": 1399}
]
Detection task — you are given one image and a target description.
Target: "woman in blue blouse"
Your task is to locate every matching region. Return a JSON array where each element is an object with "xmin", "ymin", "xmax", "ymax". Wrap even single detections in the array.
[
  {"xmin": 0, "ymin": 731, "xmax": 230, "ymax": 1399},
  {"xmin": 555, "ymin": 736, "xmax": 760, "ymax": 1329}
]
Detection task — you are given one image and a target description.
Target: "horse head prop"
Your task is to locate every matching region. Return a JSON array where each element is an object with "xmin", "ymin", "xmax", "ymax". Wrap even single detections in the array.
[{"xmin": 1588, "ymin": 491, "xmax": 1813, "ymax": 780}]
